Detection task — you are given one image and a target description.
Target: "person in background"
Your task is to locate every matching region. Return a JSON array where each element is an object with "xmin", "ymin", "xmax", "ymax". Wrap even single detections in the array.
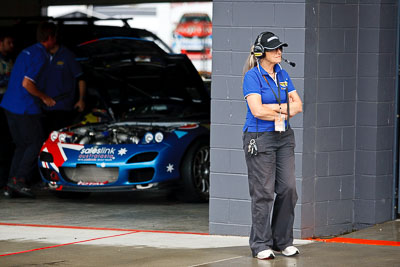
[
  {"xmin": 0, "ymin": 22, "xmax": 57, "ymax": 198},
  {"xmin": 0, "ymin": 31, "xmax": 15, "ymax": 192},
  {"xmin": 0, "ymin": 32, "xmax": 14, "ymax": 95},
  {"xmin": 242, "ymin": 32, "xmax": 303, "ymax": 260},
  {"xmin": 41, "ymin": 39, "xmax": 86, "ymax": 135}
]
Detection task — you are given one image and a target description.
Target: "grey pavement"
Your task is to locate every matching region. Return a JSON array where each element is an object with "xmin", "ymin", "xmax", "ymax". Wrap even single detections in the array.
[{"xmin": 0, "ymin": 188, "xmax": 399, "ymax": 266}]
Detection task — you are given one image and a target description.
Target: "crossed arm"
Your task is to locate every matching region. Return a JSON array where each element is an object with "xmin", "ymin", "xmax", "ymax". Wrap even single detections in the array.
[{"xmin": 246, "ymin": 91, "xmax": 303, "ymax": 121}]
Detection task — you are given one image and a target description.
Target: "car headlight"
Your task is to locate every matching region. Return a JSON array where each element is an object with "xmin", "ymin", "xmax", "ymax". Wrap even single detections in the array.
[
  {"xmin": 154, "ymin": 132, "xmax": 163, "ymax": 143},
  {"xmin": 144, "ymin": 132, "xmax": 154, "ymax": 144},
  {"xmin": 58, "ymin": 133, "xmax": 67, "ymax": 143},
  {"xmin": 50, "ymin": 131, "xmax": 59, "ymax": 142}
]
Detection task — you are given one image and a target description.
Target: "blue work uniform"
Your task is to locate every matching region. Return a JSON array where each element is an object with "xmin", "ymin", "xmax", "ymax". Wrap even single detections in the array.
[
  {"xmin": 41, "ymin": 45, "xmax": 83, "ymax": 111},
  {"xmin": 242, "ymin": 63, "xmax": 298, "ymax": 256},
  {"xmin": 242, "ymin": 63, "xmax": 295, "ymax": 132},
  {"xmin": 0, "ymin": 43, "xmax": 49, "ymax": 114},
  {"xmin": 0, "ymin": 43, "xmax": 50, "ymax": 184}
]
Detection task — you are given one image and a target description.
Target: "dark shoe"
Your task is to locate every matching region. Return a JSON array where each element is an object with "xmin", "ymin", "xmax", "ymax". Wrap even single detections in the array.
[
  {"xmin": 7, "ymin": 178, "xmax": 36, "ymax": 198},
  {"xmin": 3, "ymin": 186, "xmax": 15, "ymax": 198}
]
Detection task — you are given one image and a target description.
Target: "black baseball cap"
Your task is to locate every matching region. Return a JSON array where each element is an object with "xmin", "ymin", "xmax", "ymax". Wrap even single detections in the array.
[{"xmin": 256, "ymin": 32, "xmax": 288, "ymax": 51}]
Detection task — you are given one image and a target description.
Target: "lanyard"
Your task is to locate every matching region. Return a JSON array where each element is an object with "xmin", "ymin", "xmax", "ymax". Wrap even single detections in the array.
[
  {"xmin": 262, "ymin": 73, "xmax": 291, "ymax": 130},
  {"xmin": 262, "ymin": 74, "xmax": 281, "ymax": 104}
]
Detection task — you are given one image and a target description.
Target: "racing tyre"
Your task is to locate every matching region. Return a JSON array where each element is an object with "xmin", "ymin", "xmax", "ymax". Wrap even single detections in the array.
[
  {"xmin": 180, "ymin": 139, "xmax": 210, "ymax": 202},
  {"xmin": 52, "ymin": 191, "xmax": 92, "ymax": 199}
]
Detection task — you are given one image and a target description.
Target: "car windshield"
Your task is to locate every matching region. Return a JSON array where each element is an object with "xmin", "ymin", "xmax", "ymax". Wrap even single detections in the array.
[{"xmin": 77, "ymin": 37, "xmax": 209, "ymax": 121}]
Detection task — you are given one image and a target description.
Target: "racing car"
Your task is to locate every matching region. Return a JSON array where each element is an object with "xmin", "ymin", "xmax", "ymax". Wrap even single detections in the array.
[{"xmin": 38, "ymin": 37, "xmax": 210, "ymax": 202}]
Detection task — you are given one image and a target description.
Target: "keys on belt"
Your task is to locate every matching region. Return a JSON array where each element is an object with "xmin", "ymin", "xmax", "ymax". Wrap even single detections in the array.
[{"xmin": 248, "ymin": 139, "xmax": 258, "ymax": 156}]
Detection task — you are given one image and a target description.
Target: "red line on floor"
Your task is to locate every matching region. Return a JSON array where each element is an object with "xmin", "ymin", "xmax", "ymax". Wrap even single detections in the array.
[
  {"xmin": 0, "ymin": 231, "xmax": 139, "ymax": 257},
  {"xmin": 0, "ymin": 222, "xmax": 209, "ymax": 236},
  {"xmin": 310, "ymin": 237, "xmax": 400, "ymax": 247}
]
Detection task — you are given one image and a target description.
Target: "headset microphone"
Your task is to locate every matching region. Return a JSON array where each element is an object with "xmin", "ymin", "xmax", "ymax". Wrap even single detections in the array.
[{"xmin": 282, "ymin": 57, "xmax": 296, "ymax": 67}]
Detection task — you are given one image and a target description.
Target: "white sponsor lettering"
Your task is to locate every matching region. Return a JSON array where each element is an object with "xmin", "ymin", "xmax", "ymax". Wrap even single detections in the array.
[
  {"xmin": 80, "ymin": 147, "xmax": 116, "ymax": 155},
  {"xmin": 78, "ymin": 181, "xmax": 108, "ymax": 185}
]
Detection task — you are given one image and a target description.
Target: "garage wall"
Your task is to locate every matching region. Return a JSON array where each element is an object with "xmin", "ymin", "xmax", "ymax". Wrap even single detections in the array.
[
  {"xmin": 210, "ymin": 0, "xmax": 306, "ymax": 236},
  {"xmin": 210, "ymin": 0, "xmax": 398, "ymax": 238},
  {"xmin": 354, "ymin": 1, "xmax": 397, "ymax": 230},
  {"xmin": 300, "ymin": 0, "xmax": 397, "ymax": 236}
]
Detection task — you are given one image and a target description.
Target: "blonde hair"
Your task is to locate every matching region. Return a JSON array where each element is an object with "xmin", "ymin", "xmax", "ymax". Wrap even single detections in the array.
[{"xmin": 242, "ymin": 45, "xmax": 258, "ymax": 76}]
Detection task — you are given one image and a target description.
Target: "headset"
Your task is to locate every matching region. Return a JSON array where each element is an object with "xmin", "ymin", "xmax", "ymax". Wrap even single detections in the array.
[
  {"xmin": 252, "ymin": 32, "xmax": 296, "ymax": 67},
  {"xmin": 252, "ymin": 32, "xmax": 267, "ymax": 58}
]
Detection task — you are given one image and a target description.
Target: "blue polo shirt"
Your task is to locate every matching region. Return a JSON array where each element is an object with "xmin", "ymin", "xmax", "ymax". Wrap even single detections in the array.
[
  {"xmin": 243, "ymin": 63, "xmax": 296, "ymax": 132},
  {"xmin": 41, "ymin": 45, "xmax": 83, "ymax": 111},
  {"xmin": 0, "ymin": 43, "xmax": 49, "ymax": 115}
]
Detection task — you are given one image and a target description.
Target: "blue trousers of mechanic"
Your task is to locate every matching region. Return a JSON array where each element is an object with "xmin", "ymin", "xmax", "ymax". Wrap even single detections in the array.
[
  {"xmin": 243, "ymin": 128, "xmax": 298, "ymax": 257},
  {"xmin": 4, "ymin": 110, "xmax": 44, "ymax": 184}
]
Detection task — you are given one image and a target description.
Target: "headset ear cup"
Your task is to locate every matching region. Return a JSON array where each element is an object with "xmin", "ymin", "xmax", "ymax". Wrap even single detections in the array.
[{"xmin": 253, "ymin": 45, "xmax": 264, "ymax": 58}]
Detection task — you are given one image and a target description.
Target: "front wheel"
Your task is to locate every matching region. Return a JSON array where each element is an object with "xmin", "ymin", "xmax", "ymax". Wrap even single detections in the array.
[{"xmin": 180, "ymin": 139, "xmax": 210, "ymax": 202}]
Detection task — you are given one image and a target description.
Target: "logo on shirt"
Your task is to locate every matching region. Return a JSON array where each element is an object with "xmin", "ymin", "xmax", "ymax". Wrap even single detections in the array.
[
  {"xmin": 279, "ymin": 81, "xmax": 288, "ymax": 87},
  {"xmin": 56, "ymin": 61, "xmax": 65, "ymax": 66}
]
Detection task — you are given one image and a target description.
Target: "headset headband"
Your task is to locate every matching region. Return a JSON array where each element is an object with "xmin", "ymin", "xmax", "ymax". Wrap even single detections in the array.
[
  {"xmin": 257, "ymin": 33, "xmax": 263, "ymax": 46},
  {"xmin": 253, "ymin": 32, "xmax": 266, "ymax": 58}
]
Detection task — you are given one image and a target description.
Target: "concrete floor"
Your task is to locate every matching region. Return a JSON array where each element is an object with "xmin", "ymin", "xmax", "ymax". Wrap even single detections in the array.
[
  {"xmin": 0, "ymin": 188, "xmax": 209, "ymax": 232},
  {"xmin": 1, "ymin": 188, "xmax": 400, "ymax": 266}
]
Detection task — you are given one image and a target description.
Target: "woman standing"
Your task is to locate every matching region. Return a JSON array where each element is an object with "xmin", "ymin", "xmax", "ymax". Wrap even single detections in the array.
[{"xmin": 242, "ymin": 32, "xmax": 303, "ymax": 260}]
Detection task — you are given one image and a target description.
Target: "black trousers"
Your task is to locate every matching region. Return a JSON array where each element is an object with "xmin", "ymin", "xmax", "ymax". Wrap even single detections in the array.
[
  {"xmin": 243, "ymin": 128, "xmax": 298, "ymax": 256},
  {"xmin": 0, "ymin": 100, "xmax": 14, "ymax": 188},
  {"xmin": 5, "ymin": 110, "xmax": 44, "ymax": 184}
]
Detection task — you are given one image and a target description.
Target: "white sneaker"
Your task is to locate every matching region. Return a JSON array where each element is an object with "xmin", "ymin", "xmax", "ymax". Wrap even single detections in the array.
[
  {"xmin": 281, "ymin": 246, "xmax": 299, "ymax": 256},
  {"xmin": 256, "ymin": 249, "xmax": 275, "ymax": 260}
]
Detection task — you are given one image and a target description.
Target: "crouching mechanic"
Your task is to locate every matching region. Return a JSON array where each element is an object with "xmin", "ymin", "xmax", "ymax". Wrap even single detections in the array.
[{"xmin": 0, "ymin": 22, "xmax": 57, "ymax": 198}]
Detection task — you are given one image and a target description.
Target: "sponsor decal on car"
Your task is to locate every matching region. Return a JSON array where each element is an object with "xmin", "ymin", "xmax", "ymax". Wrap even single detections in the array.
[
  {"xmin": 40, "ymin": 143, "xmax": 84, "ymax": 168},
  {"xmin": 77, "ymin": 181, "xmax": 109, "ymax": 186},
  {"xmin": 78, "ymin": 146, "xmax": 117, "ymax": 161},
  {"xmin": 166, "ymin": 163, "xmax": 174, "ymax": 173},
  {"xmin": 118, "ymin": 148, "xmax": 128, "ymax": 156}
]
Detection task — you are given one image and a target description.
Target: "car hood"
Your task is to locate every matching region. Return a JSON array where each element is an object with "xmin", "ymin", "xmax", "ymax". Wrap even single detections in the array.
[{"xmin": 76, "ymin": 37, "xmax": 210, "ymax": 121}]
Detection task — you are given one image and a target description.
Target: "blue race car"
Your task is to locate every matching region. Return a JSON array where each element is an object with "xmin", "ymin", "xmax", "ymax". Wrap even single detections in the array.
[{"xmin": 38, "ymin": 37, "xmax": 210, "ymax": 202}]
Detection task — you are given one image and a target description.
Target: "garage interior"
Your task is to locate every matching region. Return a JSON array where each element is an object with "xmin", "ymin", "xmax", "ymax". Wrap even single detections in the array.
[{"xmin": 1, "ymin": 0, "xmax": 212, "ymax": 233}]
